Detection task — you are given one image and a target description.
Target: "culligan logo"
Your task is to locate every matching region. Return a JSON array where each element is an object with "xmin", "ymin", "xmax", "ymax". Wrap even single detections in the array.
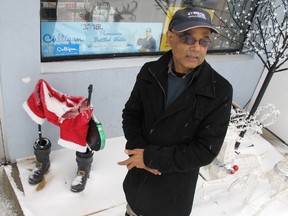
[{"xmin": 54, "ymin": 44, "xmax": 80, "ymax": 56}]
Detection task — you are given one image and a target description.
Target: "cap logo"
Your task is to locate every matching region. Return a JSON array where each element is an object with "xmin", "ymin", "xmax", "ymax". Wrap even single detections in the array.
[{"xmin": 187, "ymin": 11, "xmax": 206, "ymax": 20}]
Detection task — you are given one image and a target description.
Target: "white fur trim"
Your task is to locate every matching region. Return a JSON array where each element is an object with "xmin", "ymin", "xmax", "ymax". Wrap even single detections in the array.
[
  {"xmin": 22, "ymin": 101, "xmax": 46, "ymax": 125},
  {"xmin": 42, "ymin": 82, "xmax": 70, "ymax": 119},
  {"xmin": 58, "ymin": 138, "xmax": 87, "ymax": 153}
]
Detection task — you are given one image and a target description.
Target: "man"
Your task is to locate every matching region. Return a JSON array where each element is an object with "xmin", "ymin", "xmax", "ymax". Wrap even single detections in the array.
[
  {"xmin": 118, "ymin": 7, "xmax": 233, "ymax": 216},
  {"xmin": 137, "ymin": 28, "xmax": 156, "ymax": 52}
]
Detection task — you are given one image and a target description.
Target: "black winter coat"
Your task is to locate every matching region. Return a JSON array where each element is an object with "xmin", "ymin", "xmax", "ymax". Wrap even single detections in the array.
[{"xmin": 122, "ymin": 50, "xmax": 233, "ymax": 216}]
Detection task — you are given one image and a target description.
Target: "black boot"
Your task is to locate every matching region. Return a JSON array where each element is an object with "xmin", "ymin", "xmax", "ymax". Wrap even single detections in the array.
[
  {"xmin": 71, "ymin": 150, "xmax": 93, "ymax": 192},
  {"xmin": 28, "ymin": 138, "xmax": 51, "ymax": 185}
]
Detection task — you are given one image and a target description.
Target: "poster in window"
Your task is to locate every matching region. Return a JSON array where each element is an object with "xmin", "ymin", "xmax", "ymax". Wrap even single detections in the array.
[{"xmin": 41, "ymin": 22, "xmax": 163, "ymax": 57}]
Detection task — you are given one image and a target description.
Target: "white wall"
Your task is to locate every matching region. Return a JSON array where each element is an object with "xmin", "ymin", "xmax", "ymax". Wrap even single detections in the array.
[
  {"xmin": 254, "ymin": 62, "xmax": 288, "ymax": 144},
  {"xmin": 0, "ymin": 0, "xmax": 264, "ymax": 162}
]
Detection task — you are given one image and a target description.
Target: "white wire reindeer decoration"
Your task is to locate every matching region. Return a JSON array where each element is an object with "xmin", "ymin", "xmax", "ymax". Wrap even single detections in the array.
[
  {"xmin": 252, "ymin": 155, "xmax": 288, "ymax": 216},
  {"xmin": 200, "ymin": 104, "xmax": 280, "ymax": 202},
  {"xmin": 231, "ymin": 103, "xmax": 280, "ymax": 141},
  {"xmin": 204, "ymin": 123, "xmax": 240, "ymax": 180},
  {"xmin": 200, "ymin": 123, "xmax": 266, "ymax": 200},
  {"xmin": 200, "ymin": 123, "xmax": 240, "ymax": 200}
]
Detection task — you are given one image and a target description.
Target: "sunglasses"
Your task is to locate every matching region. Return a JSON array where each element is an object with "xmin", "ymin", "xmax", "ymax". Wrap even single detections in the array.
[{"xmin": 171, "ymin": 31, "xmax": 211, "ymax": 47}]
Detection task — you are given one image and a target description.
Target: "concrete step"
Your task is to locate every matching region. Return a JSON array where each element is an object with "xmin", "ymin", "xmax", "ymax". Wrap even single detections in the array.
[{"xmin": 0, "ymin": 163, "xmax": 24, "ymax": 216}]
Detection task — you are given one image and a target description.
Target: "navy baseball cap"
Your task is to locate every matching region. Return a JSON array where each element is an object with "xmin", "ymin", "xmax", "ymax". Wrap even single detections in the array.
[{"xmin": 168, "ymin": 7, "xmax": 219, "ymax": 34}]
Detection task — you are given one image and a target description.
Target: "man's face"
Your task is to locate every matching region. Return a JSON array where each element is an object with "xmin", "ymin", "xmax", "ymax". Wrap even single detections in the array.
[
  {"xmin": 166, "ymin": 27, "xmax": 211, "ymax": 73},
  {"xmin": 146, "ymin": 31, "xmax": 151, "ymax": 37}
]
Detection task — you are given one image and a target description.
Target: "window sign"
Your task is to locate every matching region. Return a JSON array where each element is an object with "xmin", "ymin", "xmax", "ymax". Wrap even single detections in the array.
[{"xmin": 41, "ymin": 22, "xmax": 163, "ymax": 57}]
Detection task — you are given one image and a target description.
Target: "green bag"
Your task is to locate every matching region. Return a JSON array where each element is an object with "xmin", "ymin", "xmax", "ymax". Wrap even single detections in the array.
[
  {"xmin": 86, "ymin": 84, "xmax": 105, "ymax": 151},
  {"xmin": 87, "ymin": 114, "xmax": 105, "ymax": 151}
]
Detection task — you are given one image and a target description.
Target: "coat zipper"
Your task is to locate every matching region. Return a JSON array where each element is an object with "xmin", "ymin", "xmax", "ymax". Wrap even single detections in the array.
[
  {"xmin": 148, "ymin": 68, "xmax": 167, "ymax": 101},
  {"xmin": 148, "ymin": 68, "xmax": 166, "ymax": 134}
]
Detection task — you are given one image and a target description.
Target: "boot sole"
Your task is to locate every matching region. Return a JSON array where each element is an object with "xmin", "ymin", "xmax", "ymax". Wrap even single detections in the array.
[{"xmin": 70, "ymin": 187, "xmax": 85, "ymax": 193}]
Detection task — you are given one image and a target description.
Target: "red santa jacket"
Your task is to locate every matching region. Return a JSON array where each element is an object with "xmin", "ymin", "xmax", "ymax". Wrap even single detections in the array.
[{"xmin": 23, "ymin": 79, "xmax": 93, "ymax": 152}]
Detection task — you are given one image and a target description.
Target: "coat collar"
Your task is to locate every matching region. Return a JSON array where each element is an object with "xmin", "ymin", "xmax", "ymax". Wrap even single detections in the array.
[
  {"xmin": 146, "ymin": 50, "xmax": 216, "ymax": 99},
  {"xmin": 139, "ymin": 51, "xmax": 217, "ymax": 121}
]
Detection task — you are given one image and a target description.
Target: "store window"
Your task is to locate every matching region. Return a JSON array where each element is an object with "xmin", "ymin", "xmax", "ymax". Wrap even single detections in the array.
[{"xmin": 40, "ymin": 0, "xmax": 255, "ymax": 62}]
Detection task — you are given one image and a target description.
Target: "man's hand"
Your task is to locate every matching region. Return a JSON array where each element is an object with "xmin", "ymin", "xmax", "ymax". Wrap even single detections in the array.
[{"xmin": 118, "ymin": 149, "xmax": 161, "ymax": 175}]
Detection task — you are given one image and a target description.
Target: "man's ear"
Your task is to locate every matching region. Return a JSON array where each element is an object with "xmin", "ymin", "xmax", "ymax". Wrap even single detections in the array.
[{"xmin": 166, "ymin": 30, "xmax": 173, "ymax": 46}]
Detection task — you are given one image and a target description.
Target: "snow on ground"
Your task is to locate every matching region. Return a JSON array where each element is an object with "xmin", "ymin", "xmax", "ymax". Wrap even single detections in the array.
[
  {"xmin": 0, "ymin": 166, "xmax": 19, "ymax": 216},
  {"xmin": 3, "ymin": 135, "xmax": 288, "ymax": 216}
]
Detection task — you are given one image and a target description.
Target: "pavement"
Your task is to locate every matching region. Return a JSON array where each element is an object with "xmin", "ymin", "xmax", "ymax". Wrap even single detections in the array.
[{"xmin": 0, "ymin": 163, "xmax": 24, "ymax": 216}]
